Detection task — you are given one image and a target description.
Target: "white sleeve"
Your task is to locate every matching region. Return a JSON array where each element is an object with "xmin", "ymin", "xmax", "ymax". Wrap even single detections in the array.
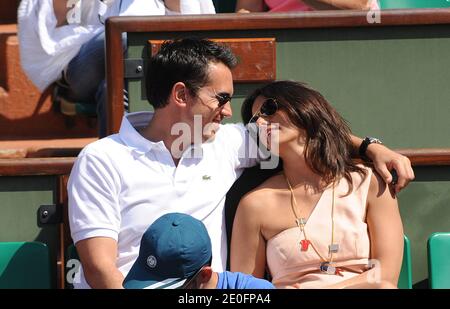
[
  {"xmin": 199, "ymin": 0, "xmax": 216, "ymax": 14},
  {"xmin": 68, "ymin": 151, "xmax": 121, "ymax": 244},
  {"xmin": 176, "ymin": 0, "xmax": 216, "ymax": 14}
]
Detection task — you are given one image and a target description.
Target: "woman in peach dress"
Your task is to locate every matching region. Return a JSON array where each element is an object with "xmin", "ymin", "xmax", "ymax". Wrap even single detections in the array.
[{"xmin": 230, "ymin": 81, "xmax": 403, "ymax": 288}]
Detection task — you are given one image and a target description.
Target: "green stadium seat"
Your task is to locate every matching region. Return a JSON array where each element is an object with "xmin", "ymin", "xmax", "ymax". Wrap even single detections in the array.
[
  {"xmin": 0, "ymin": 242, "xmax": 51, "ymax": 289},
  {"xmin": 398, "ymin": 235, "xmax": 413, "ymax": 289},
  {"xmin": 379, "ymin": 0, "xmax": 450, "ymax": 9},
  {"xmin": 427, "ymin": 232, "xmax": 450, "ymax": 289}
]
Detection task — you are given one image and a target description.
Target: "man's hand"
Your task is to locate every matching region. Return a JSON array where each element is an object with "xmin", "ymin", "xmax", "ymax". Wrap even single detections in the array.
[{"xmin": 366, "ymin": 143, "xmax": 415, "ymax": 194}]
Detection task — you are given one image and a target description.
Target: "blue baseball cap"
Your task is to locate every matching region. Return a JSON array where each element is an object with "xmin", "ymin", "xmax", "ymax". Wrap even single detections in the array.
[{"xmin": 123, "ymin": 213, "xmax": 212, "ymax": 289}]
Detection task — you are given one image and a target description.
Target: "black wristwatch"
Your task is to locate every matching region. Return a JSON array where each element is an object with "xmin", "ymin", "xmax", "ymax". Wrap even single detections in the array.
[{"xmin": 359, "ymin": 136, "xmax": 383, "ymax": 160}]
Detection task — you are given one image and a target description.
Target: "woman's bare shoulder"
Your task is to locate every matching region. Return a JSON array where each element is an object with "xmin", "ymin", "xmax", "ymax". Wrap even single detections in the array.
[{"xmin": 239, "ymin": 172, "xmax": 285, "ymax": 210}]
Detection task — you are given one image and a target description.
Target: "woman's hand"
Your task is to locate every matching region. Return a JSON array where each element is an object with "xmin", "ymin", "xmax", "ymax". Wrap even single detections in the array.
[{"xmin": 366, "ymin": 143, "xmax": 415, "ymax": 194}]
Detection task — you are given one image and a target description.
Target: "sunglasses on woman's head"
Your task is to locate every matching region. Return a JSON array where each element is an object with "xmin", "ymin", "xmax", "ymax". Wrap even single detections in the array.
[{"xmin": 248, "ymin": 98, "xmax": 278, "ymax": 123}]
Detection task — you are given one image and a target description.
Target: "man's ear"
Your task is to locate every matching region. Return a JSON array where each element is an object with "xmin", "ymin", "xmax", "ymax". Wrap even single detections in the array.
[
  {"xmin": 171, "ymin": 82, "xmax": 188, "ymax": 107},
  {"xmin": 197, "ymin": 266, "xmax": 213, "ymax": 284}
]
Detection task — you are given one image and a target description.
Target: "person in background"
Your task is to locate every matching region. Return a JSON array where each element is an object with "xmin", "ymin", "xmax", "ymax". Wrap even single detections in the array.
[
  {"xmin": 18, "ymin": 0, "xmax": 216, "ymax": 137},
  {"xmin": 236, "ymin": 0, "xmax": 379, "ymax": 13},
  {"xmin": 123, "ymin": 212, "xmax": 274, "ymax": 289},
  {"xmin": 230, "ymin": 80, "xmax": 404, "ymax": 289}
]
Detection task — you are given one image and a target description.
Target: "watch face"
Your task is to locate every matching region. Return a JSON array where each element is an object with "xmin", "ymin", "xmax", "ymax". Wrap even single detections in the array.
[{"xmin": 368, "ymin": 137, "xmax": 382, "ymax": 144}]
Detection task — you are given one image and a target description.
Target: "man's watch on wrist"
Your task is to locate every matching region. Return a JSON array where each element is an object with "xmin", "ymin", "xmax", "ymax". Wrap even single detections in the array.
[{"xmin": 359, "ymin": 136, "xmax": 383, "ymax": 160}]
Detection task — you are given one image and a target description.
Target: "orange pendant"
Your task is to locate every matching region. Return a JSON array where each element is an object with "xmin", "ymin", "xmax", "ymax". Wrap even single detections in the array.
[
  {"xmin": 300, "ymin": 239, "xmax": 310, "ymax": 251},
  {"xmin": 335, "ymin": 267, "xmax": 344, "ymax": 277}
]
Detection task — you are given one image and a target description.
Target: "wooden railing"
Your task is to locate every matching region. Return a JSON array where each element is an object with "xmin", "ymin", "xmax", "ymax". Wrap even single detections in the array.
[
  {"xmin": 1, "ymin": 149, "xmax": 450, "ymax": 178},
  {"xmin": 0, "ymin": 157, "xmax": 75, "ymax": 176},
  {"xmin": 397, "ymin": 149, "xmax": 450, "ymax": 166}
]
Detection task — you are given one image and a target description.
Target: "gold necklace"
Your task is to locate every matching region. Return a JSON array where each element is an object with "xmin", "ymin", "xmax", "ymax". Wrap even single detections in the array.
[{"xmin": 284, "ymin": 173, "xmax": 343, "ymax": 276}]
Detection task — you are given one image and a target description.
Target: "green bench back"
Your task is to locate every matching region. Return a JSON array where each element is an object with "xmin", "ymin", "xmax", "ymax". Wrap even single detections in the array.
[
  {"xmin": 398, "ymin": 235, "xmax": 413, "ymax": 289},
  {"xmin": 427, "ymin": 232, "xmax": 450, "ymax": 288},
  {"xmin": 0, "ymin": 241, "xmax": 51, "ymax": 289}
]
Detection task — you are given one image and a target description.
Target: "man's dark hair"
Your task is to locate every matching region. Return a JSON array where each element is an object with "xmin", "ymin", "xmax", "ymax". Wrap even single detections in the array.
[{"xmin": 146, "ymin": 38, "xmax": 237, "ymax": 109}]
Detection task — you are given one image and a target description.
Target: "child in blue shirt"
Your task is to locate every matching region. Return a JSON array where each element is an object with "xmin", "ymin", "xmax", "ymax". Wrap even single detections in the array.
[{"xmin": 123, "ymin": 212, "xmax": 274, "ymax": 289}]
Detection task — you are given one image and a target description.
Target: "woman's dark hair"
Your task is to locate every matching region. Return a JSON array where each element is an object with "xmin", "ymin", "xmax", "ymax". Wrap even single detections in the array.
[
  {"xmin": 242, "ymin": 80, "xmax": 367, "ymax": 195},
  {"xmin": 146, "ymin": 38, "xmax": 237, "ymax": 109}
]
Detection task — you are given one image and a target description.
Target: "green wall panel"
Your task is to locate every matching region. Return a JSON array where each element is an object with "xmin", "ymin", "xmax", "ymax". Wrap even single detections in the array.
[
  {"xmin": 274, "ymin": 28, "xmax": 450, "ymax": 149},
  {"xmin": 0, "ymin": 176, "xmax": 59, "ymax": 288},
  {"xmin": 127, "ymin": 25, "xmax": 450, "ymax": 150}
]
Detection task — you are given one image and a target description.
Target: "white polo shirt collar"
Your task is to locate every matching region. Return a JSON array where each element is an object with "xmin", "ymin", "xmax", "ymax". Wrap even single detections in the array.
[{"xmin": 118, "ymin": 111, "xmax": 203, "ymax": 159}]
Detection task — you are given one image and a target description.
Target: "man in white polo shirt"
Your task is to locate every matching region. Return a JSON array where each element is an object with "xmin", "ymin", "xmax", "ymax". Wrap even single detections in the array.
[{"xmin": 68, "ymin": 38, "xmax": 414, "ymax": 288}]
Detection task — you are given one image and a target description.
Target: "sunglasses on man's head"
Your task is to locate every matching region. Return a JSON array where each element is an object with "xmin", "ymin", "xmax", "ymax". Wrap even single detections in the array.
[{"xmin": 248, "ymin": 98, "xmax": 278, "ymax": 124}]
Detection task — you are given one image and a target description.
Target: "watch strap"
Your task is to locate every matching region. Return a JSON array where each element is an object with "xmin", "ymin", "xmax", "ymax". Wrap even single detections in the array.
[{"xmin": 359, "ymin": 137, "xmax": 382, "ymax": 159}]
